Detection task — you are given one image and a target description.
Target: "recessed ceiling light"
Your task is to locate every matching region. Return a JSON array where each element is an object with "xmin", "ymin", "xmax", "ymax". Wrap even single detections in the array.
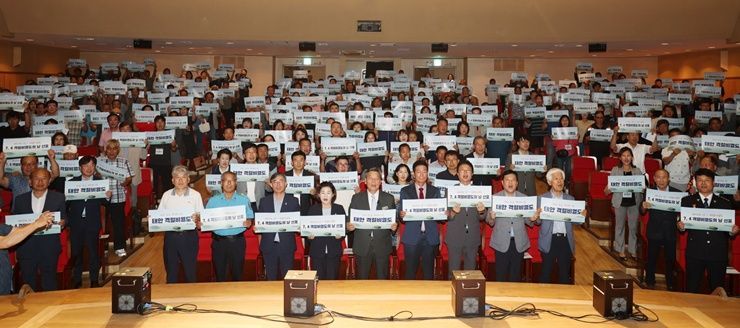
[
  {"xmin": 480, "ymin": 55, "xmax": 486, "ymax": 57},
  {"xmin": 125, "ymin": 45, "xmax": 132, "ymax": 48},
  {"xmin": 71, "ymin": 45, "xmax": 78, "ymax": 48},
  {"xmin": 369, "ymin": 44, "xmax": 376, "ymax": 47},
  {"xmin": 529, "ymin": 54, "xmax": 535, "ymax": 57},
  {"xmin": 257, "ymin": 52, "xmax": 262, "ymax": 55},
  {"xmin": 626, "ymin": 48, "xmax": 634, "ymax": 51},
  {"xmin": 511, "ymin": 44, "xmax": 518, "ymax": 47},
  {"xmin": 592, "ymin": 54, "xmax": 597, "ymax": 57},
  {"xmin": 450, "ymin": 43, "xmax": 457, "ymax": 47},
  {"xmin": 165, "ymin": 41, "xmax": 173, "ymax": 45},
  {"xmin": 155, "ymin": 50, "xmax": 161, "ymax": 53},
  {"xmin": 664, "ymin": 52, "xmax": 670, "ymax": 54},
  {"xmin": 74, "ymin": 37, "xmax": 95, "ymax": 41},
  {"xmin": 188, "ymin": 47, "xmax": 195, "ymax": 50},
  {"xmin": 226, "ymin": 42, "xmax": 234, "ymax": 45},
  {"xmin": 246, "ymin": 48, "xmax": 253, "ymax": 51},
  {"xmin": 25, "ymin": 38, "xmax": 34, "ymax": 42},
  {"xmin": 548, "ymin": 50, "xmax": 554, "ymax": 53},
  {"xmin": 575, "ymin": 44, "xmax": 583, "ymax": 47},
  {"xmin": 661, "ymin": 42, "xmax": 669, "ymax": 46},
  {"xmin": 553, "ymin": 44, "xmax": 565, "ymax": 47},
  {"xmin": 317, "ymin": 42, "xmax": 329, "ymax": 46},
  {"xmin": 685, "ymin": 49, "xmax": 691, "ymax": 52},
  {"xmin": 708, "ymin": 46, "xmax": 716, "ymax": 49}
]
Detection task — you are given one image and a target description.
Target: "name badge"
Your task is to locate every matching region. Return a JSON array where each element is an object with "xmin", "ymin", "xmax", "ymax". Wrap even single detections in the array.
[{"xmin": 155, "ymin": 148, "xmax": 164, "ymax": 155}]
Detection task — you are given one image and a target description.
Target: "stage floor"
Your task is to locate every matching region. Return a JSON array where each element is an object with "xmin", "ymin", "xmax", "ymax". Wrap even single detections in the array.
[{"xmin": 1, "ymin": 281, "xmax": 737, "ymax": 327}]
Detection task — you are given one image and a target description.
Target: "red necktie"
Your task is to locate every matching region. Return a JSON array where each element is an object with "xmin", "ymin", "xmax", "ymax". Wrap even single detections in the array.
[{"xmin": 418, "ymin": 187, "xmax": 425, "ymax": 199}]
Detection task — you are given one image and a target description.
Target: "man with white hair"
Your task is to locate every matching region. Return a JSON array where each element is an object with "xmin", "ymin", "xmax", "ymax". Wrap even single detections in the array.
[
  {"xmin": 534, "ymin": 168, "xmax": 586, "ymax": 284},
  {"xmin": 157, "ymin": 165, "xmax": 204, "ymax": 283}
]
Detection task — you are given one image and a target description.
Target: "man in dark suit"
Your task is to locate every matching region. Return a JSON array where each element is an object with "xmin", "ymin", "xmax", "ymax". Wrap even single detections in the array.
[
  {"xmin": 258, "ymin": 173, "xmax": 300, "ymax": 280},
  {"xmin": 678, "ymin": 168, "xmax": 738, "ymax": 294},
  {"xmin": 348, "ymin": 168, "xmax": 397, "ymax": 279},
  {"xmin": 399, "ymin": 160, "xmax": 443, "ymax": 280},
  {"xmin": 641, "ymin": 169, "xmax": 681, "ymax": 290},
  {"xmin": 66, "ymin": 156, "xmax": 111, "ymax": 288},
  {"xmin": 12, "ymin": 168, "xmax": 67, "ymax": 291},
  {"xmin": 446, "ymin": 161, "xmax": 487, "ymax": 278},
  {"xmin": 285, "ymin": 151, "xmax": 317, "ymax": 215},
  {"xmin": 465, "ymin": 136, "xmax": 497, "ymax": 185}
]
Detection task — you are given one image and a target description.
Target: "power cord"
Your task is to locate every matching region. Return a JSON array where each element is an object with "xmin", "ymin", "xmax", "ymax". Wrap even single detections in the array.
[
  {"xmin": 485, "ymin": 302, "xmax": 659, "ymax": 323},
  {"xmin": 137, "ymin": 302, "xmax": 335, "ymax": 326}
]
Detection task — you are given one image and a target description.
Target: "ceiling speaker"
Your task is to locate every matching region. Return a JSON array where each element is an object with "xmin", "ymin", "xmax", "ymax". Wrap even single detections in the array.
[
  {"xmin": 299, "ymin": 42, "xmax": 316, "ymax": 52},
  {"xmin": 588, "ymin": 43, "xmax": 607, "ymax": 53},
  {"xmin": 133, "ymin": 39, "xmax": 152, "ymax": 49},
  {"xmin": 432, "ymin": 43, "xmax": 449, "ymax": 53}
]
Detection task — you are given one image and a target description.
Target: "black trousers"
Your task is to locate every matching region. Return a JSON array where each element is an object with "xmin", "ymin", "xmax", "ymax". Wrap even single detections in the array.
[
  {"xmin": 263, "ymin": 246, "xmax": 294, "ymax": 281},
  {"xmin": 494, "ymin": 238, "xmax": 524, "ymax": 282},
  {"xmin": 108, "ymin": 203, "xmax": 126, "ymax": 250},
  {"xmin": 18, "ymin": 235, "xmax": 60, "ymax": 291},
  {"xmin": 686, "ymin": 256, "xmax": 726, "ymax": 294},
  {"xmin": 151, "ymin": 164, "xmax": 173, "ymax": 199},
  {"xmin": 645, "ymin": 237, "xmax": 676, "ymax": 288},
  {"xmin": 403, "ymin": 238, "xmax": 436, "ymax": 280},
  {"xmin": 447, "ymin": 243, "xmax": 478, "ymax": 279},
  {"xmin": 70, "ymin": 221, "xmax": 100, "ymax": 286},
  {"xmin": 310, "ymin": 252, "xmax": 341, "ymax": 280},
  {"xmin": 164, "ymin": 231, "xmax": 198, "ymax": 283},
  {"xmin": 211, "ymin": 233, "xmax": 246, "ymax": 282},
  {"xmin": 539, "ymin": 235, "xmax": 572, "ymax": 284},
  {"xmin": 356, "ymin": 245, "xmax": 390, "ymax": 280}
]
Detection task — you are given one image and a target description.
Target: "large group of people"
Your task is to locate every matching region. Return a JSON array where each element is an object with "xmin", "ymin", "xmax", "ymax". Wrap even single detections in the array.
[{"xmin": 0, "ymin": 60, "xmax": 737, "ymax": 296}]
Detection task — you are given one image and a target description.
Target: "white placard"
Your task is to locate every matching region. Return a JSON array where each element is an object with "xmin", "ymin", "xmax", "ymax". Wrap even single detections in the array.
[
  {"xmin": 5, "ymin": 212, "xmax": 61, "ymax": 235},
  {"xmin": 254, "ymin": 212, "xmax": 301, "ymax": 233},
  {"xmin": 148, "ymin": 209, "xmax": 196, "ymax": 232},
  {"xmin": 424, "ymin": 135, "xmax": 456, "ymax": 150},
  {"xmin": 588, "ymin": 129, "xmax": 613, "ymax": 142},
  {"xmin": 667, "ymin": 93, "xmax": 692, "ymax": 104},
  {"xmin": 667, "ymin": 135, "xmax": 695, "ymax": 151},
  {"xmin": 447, "ymin": 185, "xmax": 491, "ymax": 207},
  {"xmin": 374, "ymin": 117, "xmax": 403, "ymax": 131},
  {"xmin": 211, "ymin": 140, "xmax": 243, "ymax": 156},
  {"xmin": 2, "ymin": 137, "xmax": 51, "ymax": 158},
  {"xmin": 57, "ymin": 159, "xmax": 81, "ymax": 178},
  {"xmin": 286, "ymin": 175, "xmax": 315, "ymax": 195},
  {"xmin": 524, "ymin": 107, "xmax": 546, "ymax": 119},
  {"xmin": 321, "ymin": 137, "xmax": 357, "ymax": 156},
  {"xmin": 145, "ymin": 130, "xmax": 175, "ymax": 145},
  {"xmin": 694, "ymin": 111, "xmax": 723, "ymax": 125},
  {"xmin": 134, "ymin": 111, "xmax": 158, "ymax": 123},
  {"xmin": 64, "ymin": 179, "xmax": 110, "ymax": 200},
  {"xmin": 300, "ymin": 215, "xmax": 346, "ymax": 237},
  {"xmin": 645, "ymin": 189, "xmax": 686, "ymax": 212},
  {"xmin": 551, "ymin": 127, "xmax": 578, "ymax": 141},
  {"xmin": 694, "ymin": 86, "xmax": 721, "ymax": 98},
  {"xmin": 545, "ymin": 110, "xmax": 570, "ymax": 123},
  {"xmin": 573, "ymin": 102, "xmax": 598, "ymax": 114},
  {"xmin": 511, "ymin": 154, "xmax": 546, "ymax": 172},
  {"xmin": 97, "ymin": 160, "xmax": 130, "ymax": 181},
  {"xmin": 231, "ymin": 163, "xmax": 270, "ymax": 182},
  {"xmin": 468, "ymin": 157, "xmax": 500, "ymax": 175},
  {"xmin": 701, "ymin": 135, "xmax": 739, "ymax": 155},
  {"xmin": 680, "ymin": 207, "xmax": 734, "ymax": 232},
  {"xmin": 539, "ymin": 197, "xmax": 586, "ymax": 223},
  {"xmin": 348, "ymin": 110, "xmax": 375, "ymax": 124},
  {"xmin": 200, "ymin": 205, "xmax": 249, "ymax": 232},
  {"xmin": 319, "ymin": 171, "xmax": 358, "ymax": 191},
  {"xmin": 390, "ymin": 141, "xmax": 421, "ymax": 154},
  {"xmin": 0, "ymin": 95, "xmax": 26, "ymax": 111},
  {"xmin": 618, "ymin": 117, "xmax": 651, "ymax": 133},
  {"xmin": 350, "ymin": 209, "xmax": 396, "ymax": 230},
  {"xmin": 205, "ymin": 174, "xmax": 222, "ymax": 192},
  {"xmin": 234, "ymin": 128, "xmax": 260, "ymax": 142},
  {"xmin": 714, "ymin": 175, "xmax": 738, "ymax": 195},
  {"xmin": 32, "ymin": 124, "xmax": 65, "ymax": 138},
  {"xmin": 486, "ymin": 128, "xmax": 514, "ymax": 142},
  {"xmin": 402, "ymin": 198, "xmax": 447, "ymax": 221},
  {"xmin": 490, "ymin": 196, "xmax": 538, "ymax": 218},
  {"xmin": 608, "ymin": 175, "xmax": 645, "ymax": 193},
  {"xmin": 357, "ymin": 141, "xmax": 387, "ymax": 157},
  {"xmin": 112, "ymin": 132, "xmax": 147, "ymax": 148}
]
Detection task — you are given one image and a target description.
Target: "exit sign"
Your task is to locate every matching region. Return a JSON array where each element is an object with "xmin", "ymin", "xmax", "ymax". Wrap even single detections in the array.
[{"xmin": 357, "ymin": 20, "xmax": 381, "ymax": 32}]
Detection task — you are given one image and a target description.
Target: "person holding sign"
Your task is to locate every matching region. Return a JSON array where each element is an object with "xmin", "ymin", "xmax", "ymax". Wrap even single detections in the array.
[
  {"xmin": 487, "ymin": 170, "xmax": 537, "ymax": 282},
  {"xmin": 641, "ymin": 169, "xmax": 682, "ymax": 290},
  {"xmin": 66, "ymin": 156, "xmax": 112, "ymax": 288},
  {"xmin": 399, "ymin": 160, "xmax": 443, "ymax": 280},
  {"xmin": 551, "ymin": 115, "xmax": 578, "ymax": 184},
  {"xmin": 610, "ymin": 125, "xmax": 658, "ymax": 173},
  {"xmin": 0, "ymin": 151, "xmax": 60, "ymax": 201},
  {"xmin": 0, "ymin": 212, "xmax": 54, "ymax": 295},
  {"xmin": 285, "ymin": 150, "xmax": 317, "ymax": 215},
  {"xmin": 678, "ymin": 169, "xmax": 738, "ymax": 294},
  {"xmin": 306, "ymin": 182, "xmax": 346, "ymax": 280},
  {"xmin": 11, "ymin": 168, "xmax": 66, "ymax": 291},
  {"xmin": 257, "ymin": 173, "xmax": 300, "ymax": 280},
  {"xmin": 98, "ymin": 139, "xmax": 133, "ymax": 257},
  {"xmin": 205, "ymin": 172, "xmax": 254, "ymax": 282},
  {"xmin": 604, "ymin": 147, "xmax": 645, "ymax": 261},
  {"xmin": 156, "ymin": 165, "xmax": 204, "ymax": 283},
  {"xmin": 349, "ymin": 168, "xmax": 397, "ymax": 279},
  {"xmin": 0, "ymin": 111, "xmax": 29, "ymax": 149},
  {"xmin": 661, "ymin": 129, "xmax": 694, "ymax": 192},
  {"xmin": 445, "ymin": 161, "xmax": 487, "ymax": 278},
  {"xmin": 534, "ymin": 168, "xmax": 586, "ymax": 284},
  {"xmin": 149, "ymin": 115, "xmax": 177, "ymax": 199},
  {"xmin": 506, "ymin": 134, "xmax": 545, "ymax": 196}
]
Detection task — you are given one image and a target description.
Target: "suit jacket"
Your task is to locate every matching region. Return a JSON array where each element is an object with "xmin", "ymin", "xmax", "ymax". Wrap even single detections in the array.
[
  {"xmin": 66, "ymin": 176, "xmax": 108, "ymax": 231},
  {"xmin": 285, "ymin": 169, "xmax": 317, "ymax": 215},
  {"xmin": 399, "ymin": 183, "xmax": 442, "ymax": 246},
  {"xmin": 257, "ymin": 193, "xmax": 300, "ymax": 255},
  {"xmin": 348, "ymin": 191, "xmax": 396, "ymax": 257},
  {"xmin": 446, "ymin": 189, "xmax": 485, "ymax": 248},
  {"xmin": 681, "ymin": 193, "xmax": 735, "ymax": 261},
  {"xmin": 12, "ymin": 190, "xmax": 67, "ymax": 256},
  {"xmin": 645, "ymin": 186, "xmax": 681, "ymax": 241},
  {"xmin": 489, "ymin": 190, "xmax": 534, "ymax": 253},
  {"xmin": 537, "ymin": 191, "xmax": 576, "ymax": 253},
  {"xmin": 306, "ymin": 203, "xmax": 346, "ymax": 257},
  {"xmin": 609, "ymin": 166, "xmax": 645, "ymax": 208}
]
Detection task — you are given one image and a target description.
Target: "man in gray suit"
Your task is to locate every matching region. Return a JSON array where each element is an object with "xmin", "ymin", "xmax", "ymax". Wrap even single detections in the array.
[
  {"xmin": 487, "ymin": 169, "xmax": 536, "ymax": 282},
  {"xmin": 446, "ymin": 160, "xmax": 487, "ymax": 278},
  {"xmin": 535, "ymin": 168, "xmax": 586, "ymax": 284},
  {"xmin": 348, "ymin": 168, "xmax": 397, "ymax": 279}
]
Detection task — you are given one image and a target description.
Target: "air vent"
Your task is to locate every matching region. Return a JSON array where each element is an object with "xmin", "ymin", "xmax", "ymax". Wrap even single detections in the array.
[
  {"xmin": 494, "ymin": 59, "xmax": 524, "ymax": 71},
  {"xmin": 340, "ymin": 50, "xmax": 366, "ymax": 56}
]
